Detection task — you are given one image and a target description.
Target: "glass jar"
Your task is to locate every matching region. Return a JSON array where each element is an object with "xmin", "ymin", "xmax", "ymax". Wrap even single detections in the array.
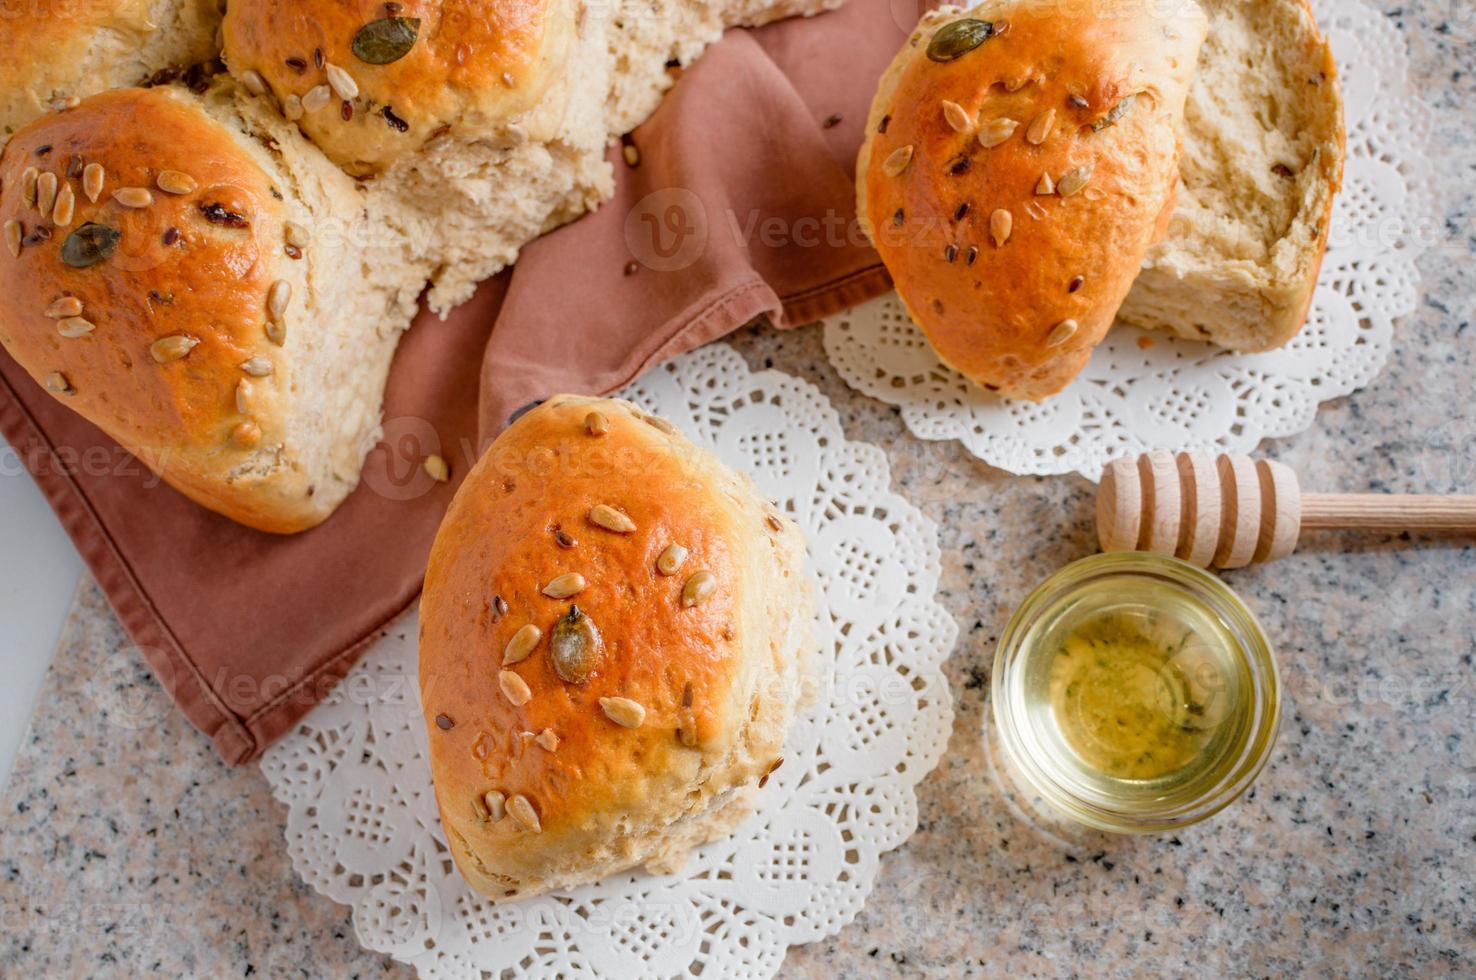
[{"xmin": 990, "ymin": 553, "xmax": 1280, "ymax": 833}]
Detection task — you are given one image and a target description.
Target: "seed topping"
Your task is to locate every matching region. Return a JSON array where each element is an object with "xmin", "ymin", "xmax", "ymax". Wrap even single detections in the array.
[
  {"xmin": 231, "ymin": 421, "xmax": 262, "ymax": 448},
  {"xmin": 351, "ymin": 16, "xmax": 420, "ymax": 64},
  {"xmin": 990, "ymin": 208, "xmax": 1012, "ymax": 247},
  {"xmin": 482, "ymin": 790, "xmax": 506, "ymax": 822},
  {"xmin": 507, "ymin": 794, "xmax": 541, "ymax": 832},
  {"xmin": 45, "ymin": 371, "xmax": 75, "ymax": 395},
  {"xmin": 57, "ymin": 317, "xmax": 95, "ymax": 338},
  {"xmin": 589, "ymin": 504, "xmax": 636, "ymax": 534},
  {"xmin": 112, "ymin": 187, "xmax": 153, "ymax": 208},
  {"xmin": 156, "ymin": 170, "xmax": 197, "ymax": 195},
  {"xmin": 541, "ymin": 572, "xmax": 586, "ymax": 599},
  {"xmin": 236, "ymin": 380, "xmax": 253, "ymax": 414},
  {"xmin": 423, "ymin": 454, "xmax": 449, "ymax": 482},
  {"xmin": 283, "ymin": 221, "xmax": 310, "ymax": 249},
  {"xmin": 60, "ymin": 223, "xmax": 120, "ymax": 267},
  {"xmin": 150, "ymin": 334, "xmax": 199, "ymax": 363},
  {"xmin": 1091, "ymin": 94, "xmax": 1136, "ymax": 132},
  {"xmin": 550, "ymin": 605, "xmax": 601, "ymax": 683},
  {"xmin": 380, "ymin": 104, "xmax": 409, "ymax": 132},
  {"xmin": 977, "ymin": 117, "xmax": 1017, "ymax": 148},
  {"xmin": 303, "ymin": 85, "xmax": 332, "ymax": 113},
  {"xmin": 941, "ymin": 100, "xmax": 971, "ymax": 133},
  {"xmin": 498, "ymin": 669, "xmax": 532, "ymax": 706},
  {"xmin": 1035, "ymin": 172, "xmax": 1055, "ymax": 195},
  {"xmin": 656, "ymin": 543, "xmax": 689, "ymax": 576},
  {"xmin": 267, "ymin": 279, "xmax": 291, "ymax": 319},
  {"xmin": 1068, "ymin": 275, "xmax": 1085, "ymax": 293},
  {"xmin": 584, "ymin": 410, "xmax": 609, "ymax": 436},
  {"xmin": 324, "ymin": 63, "xmax": 359, "ymax": 101},
  {"xmin": 45, "ymin": 296, "xmax": 82, "ymax": 318},
  {"xmin": 881, "ymin": 145, "xmax": 913, "ymax": 178},
  {"xmin": 1025, "ymin": 108, "xmax": 1056, "ymax": 145},
  {"xmin": 926, "ymin": 18, "xmax": 995, "ymax": 62},
  {"xmin": 36, "ymin": 172, "xmax": 58, "ymax": 216},
  {"xmin": 1046, "ymin": 319, "xmax": 1079, "ymax": 347},
  {"xmin": 1057, "ymin": 165, "xmax": 1093, "ymax": 197},
  {"xmin": 503, "ymin": 623, "xmax": 542, "ymax": 665},
  {"xmin": 535, "ymin": 729, "xmax": 559, "ymax": 752},
  {"xmin": 52, "ymin": 184, "xmax": 75, "ymax": 226},
  {"xmin": 82, "ymin": 163, "xmax": 104, "ymax": 202},
  {"xmin": 239, "ymin": 69, "xmax": 267, "ymax": 95},
  {"xmin": 3, "ymin": 221, "xmax": 20, "ymax": 258},
  {"xmin": 599, "ymin": 696, "xmax": 646, "ymax": 728},
  {"xmin": 240, "ymin": 356, "xmax": 274, "ymax": 377},
  {"xmin": 681, "ymin": 570, "xmax": 717, "ymax": 608}
]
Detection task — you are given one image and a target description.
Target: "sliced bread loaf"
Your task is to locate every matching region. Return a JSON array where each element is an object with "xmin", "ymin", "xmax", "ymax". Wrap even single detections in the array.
[{"xmin": 1115, "ymin": 0, "xmax": 1344, "ymax": 351}]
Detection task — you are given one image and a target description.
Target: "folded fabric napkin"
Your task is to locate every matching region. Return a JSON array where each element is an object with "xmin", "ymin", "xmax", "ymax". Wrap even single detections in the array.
[{"xmin": 0, "ymin": 0, "xmax": 911, "ymax": 764}]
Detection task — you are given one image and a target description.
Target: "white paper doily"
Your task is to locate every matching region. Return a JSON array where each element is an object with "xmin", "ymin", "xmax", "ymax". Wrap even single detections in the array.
[
  {"xmin": 823, "ymin": 0, "xmax": 1430, "ymax": 479},
  {"xmin": 260, "ymin": 344, "xmax": 958, "ymax": 978}
]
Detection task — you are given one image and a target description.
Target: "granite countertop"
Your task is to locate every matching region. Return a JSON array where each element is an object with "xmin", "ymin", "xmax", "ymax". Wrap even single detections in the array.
[{"xmin": 3, "ymin": 3, "xmax": 1474, "ymax": 975}]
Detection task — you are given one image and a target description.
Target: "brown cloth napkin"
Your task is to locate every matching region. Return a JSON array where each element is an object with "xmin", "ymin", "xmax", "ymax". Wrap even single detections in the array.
[{"xmin": 0, "ymin": 0, "xmax": 917, "ymax": 765}]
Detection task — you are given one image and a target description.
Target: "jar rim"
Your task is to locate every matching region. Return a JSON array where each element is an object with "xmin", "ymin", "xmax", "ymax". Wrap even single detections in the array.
[{"xmin": 990, "ymin": 552, "xmax": 1281, "ymax": 834}]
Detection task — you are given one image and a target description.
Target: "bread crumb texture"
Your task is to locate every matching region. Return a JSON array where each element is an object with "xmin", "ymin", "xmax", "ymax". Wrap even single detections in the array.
[{"xmin": 1117, "ymin": 0, "xmax": 1344, "ymax": 350}]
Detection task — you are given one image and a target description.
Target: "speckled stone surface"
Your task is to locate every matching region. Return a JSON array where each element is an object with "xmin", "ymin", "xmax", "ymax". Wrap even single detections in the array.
[{"xmin": 3, "ymin": 3, "xmax": 1475, "ymax": 976}]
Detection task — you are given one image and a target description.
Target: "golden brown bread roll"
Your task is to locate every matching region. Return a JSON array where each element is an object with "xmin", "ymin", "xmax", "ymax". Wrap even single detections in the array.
[
  {"xmin": 0, "ymin": 0, "xmax": 846, "ymax": 533},
  {"xmin": 857, "ymin": 1, "xmax": 1207, "ymax": 401},
  {"xmin": 0, "ymin": 0, "xmax": 223, "ymax": 140},
  {"xmin": 419, "ymin": 396, "xmax": 812, "ymax": 899},
  {"xmin": 0, "ymin": 85, "xmax": 425, "ymax": 532},
  {"xmin": 221, "ymin": 0, "xmax": 579, "ymax": 175}
]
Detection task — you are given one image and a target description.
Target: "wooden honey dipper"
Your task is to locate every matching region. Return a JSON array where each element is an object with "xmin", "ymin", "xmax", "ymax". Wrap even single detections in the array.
[{"xmin": 1097, "ymin": 451, "xmax": 1476, "ymax": 568}]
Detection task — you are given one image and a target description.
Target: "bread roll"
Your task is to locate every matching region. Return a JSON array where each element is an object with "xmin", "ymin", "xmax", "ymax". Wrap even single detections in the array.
[
  {"xmin": 381, "ymin": 0, "xmax": 844, "ymax": 312},
  {"xmin": 1116, "ymin": 0, "xmax": 1344, "ymax": 351},
  {"xmin": 0, "ymin": 0, "xmax": 222, "ymax": 140},
  {"xmin": 0, "ymin": 85, "xmax": 425, "ymax": 532},
  {"xmin": 419, "ymin": 396, "xmax": 812, "ymax": 899},
  {"xmin": 857, "ymin": 2, "xmax": 1207, "ymax": 400},
  {"xmin": 220, "ymin": 0, "xmax": 580, "ymax": 177},
  {"xmin": 0, "ymin": 0, "xmax": 845, "ymax": 532}
]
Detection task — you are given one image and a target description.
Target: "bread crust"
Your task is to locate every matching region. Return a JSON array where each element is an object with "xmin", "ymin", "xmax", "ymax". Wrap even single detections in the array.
[
  {"xmin": 222, "ymin": 0, "xmax": 578, "ymax": 174},
  {"xmin": 419, "ymin": 395, "xmax": 811, "ymax": 899},
  {"xmin": 858, "ymin": 2, "xmax": 1206, "ymax": 400},
  {"xmin": 0, "ymin": 0, "xmax": 222, "ymax": 139},
  {"xmin": 0, "ymin": 87, "xmax": 334, "ymax": 533}
]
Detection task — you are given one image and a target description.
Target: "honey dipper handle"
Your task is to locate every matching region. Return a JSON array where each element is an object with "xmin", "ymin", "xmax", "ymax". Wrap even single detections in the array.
[{"xmin": 1301, "ymin": 494, "xmax": 1476, "ymax": 532}]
